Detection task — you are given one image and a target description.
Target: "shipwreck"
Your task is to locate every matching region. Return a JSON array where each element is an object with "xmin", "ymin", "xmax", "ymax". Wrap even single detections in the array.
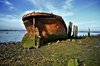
[{"xmin": 21, "ymin": 12, "xmax": 67, "ymax": 48}]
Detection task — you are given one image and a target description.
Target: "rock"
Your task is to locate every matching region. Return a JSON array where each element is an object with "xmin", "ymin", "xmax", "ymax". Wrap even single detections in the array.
[
  {"xmin": 56, "ymin": 40, "xmax": 60, "ymax": 43},
  {"xmin": 72, "ymin": 39, "xmax": 76, "ymax": 42},
  {"xmin": 67, "ymin": 39, "xmax": 71, "ymax": 41}
]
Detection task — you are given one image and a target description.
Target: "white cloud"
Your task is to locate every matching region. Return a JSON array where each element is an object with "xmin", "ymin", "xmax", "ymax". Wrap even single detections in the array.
[
  {"xmin": 23, "ymin": 0, "xmax": 74, "ymax": 30},
  {"xmin": 0, "ymin": 14, "xmax": 25, "ymax": 30},
  {"xmin": 9, "ymin": 6, "xmax": 15, "ymax": 10},
  {"xmin": 25, "ymin": 0, "xmax": 74, "ymax": 17},
  {"xmin": 0, "ymin": 0, "xmax": 75, "ymax": 30},
  {"xmin": 63, "ymin": 0, "xmax": 74, "ymax": 9},
  {"xmin": 23, "ymin": 10, "xmax": 33, "ymax": 15},
  {"xmin": 0, "ymin": 0, "xmax": 15, "ymax": 11},
  {"xmin": 74, "ymin": 20, "xmax": 100, "ymax": 31},
  {"xmin": 0, "ymin": 0, "xmax": 12, "ymax": 5},
  {"xmin": 76, "ymin": 1, "xmax": 99, "ymax": 12},
  {"xmin": 5, "ymin": 0, "xmax": 13, "ymax": 6}
]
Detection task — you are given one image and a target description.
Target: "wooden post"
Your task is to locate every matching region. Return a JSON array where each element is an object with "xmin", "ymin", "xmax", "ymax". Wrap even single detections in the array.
[
  {"xmin": 73, "ymin": 25, "xmax": 78, "ymax": 38},
  {"xmin": 68, "ymin": 22, "xmax": 73, "ymax": 38},
  {"xmin": 73, "ymin": 25, "xmax": 75, "ymax": 37},
  {"xmin": 88, "ymin": 27, "xmax": 90, "ymax": 37},
  {"xmin": 33, "ymin": 18, "xmax": 36, "ymax": 47},
  {"xmin": 75, "ymin": 26, "xmax": 78, "ymax": 37},
  {"xmin": 33, "ymin": 18, "xmax": 35, "ymax": 29}
]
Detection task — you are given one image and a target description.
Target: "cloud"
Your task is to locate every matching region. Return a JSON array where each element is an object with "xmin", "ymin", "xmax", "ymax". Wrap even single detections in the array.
[
  {"xmin": 22, "ymin": 0, "xmax": 75, "ymax": 30},
  {"xmin": 23, "ymin": 10, "xmax": 34, "ymax": 15},
  {"xmin": 74, "ymin": 20, "xmax": 100, "ymax": 31},
  {"xmin": 0, "ymin": 14, "xmax": 25, "ymax": 30},
  {"xmin": 0, "ymin": 0, "xmax": 15, "ymax": 10},
  {"xmin": 76, "ymin": 1, "xmax": 99, "ymax": 12},
  {"xmin": 0, "ymin": 0, "xmax": 74, "ymax": 30},
  {"xmin": 5, "ymin": 0, "xmax": 13, "ymax": 6},
  {"xmin": 63, "ymin": 0, "xmax": 74, "ymax": 9},
  {"xmin": 25, "ymin": 0, "xmax": 74, "ymax": 17}
]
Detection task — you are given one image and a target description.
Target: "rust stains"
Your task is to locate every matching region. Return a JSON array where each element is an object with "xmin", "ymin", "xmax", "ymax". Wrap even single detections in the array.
[{"xmin": 21, "ymin": 12, "xmax": 67, "ymax": 48}]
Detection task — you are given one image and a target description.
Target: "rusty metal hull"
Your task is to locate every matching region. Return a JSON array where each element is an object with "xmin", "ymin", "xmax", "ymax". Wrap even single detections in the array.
[{"xmin": 21, "ymin": 12, "xmax": 67, "ymax": 48}]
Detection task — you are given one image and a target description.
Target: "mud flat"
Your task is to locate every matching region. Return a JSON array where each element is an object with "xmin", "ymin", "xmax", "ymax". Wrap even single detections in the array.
[{"xmin": 0, "ymin": 35, "xmax": 100, "ymax": 66}]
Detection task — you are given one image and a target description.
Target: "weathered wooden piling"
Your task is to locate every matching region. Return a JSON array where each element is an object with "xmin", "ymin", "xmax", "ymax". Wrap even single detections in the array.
[
  {"xmin": 73, "ymin": 25, "xmax": 78, "ymax": 38},
  {"xmin": 68, "ymin": 22, "xmax": 73, "ymax": 38},
  {"xmin": 88, "ymin": 27, "xmax": 90, "ymax": 37}
]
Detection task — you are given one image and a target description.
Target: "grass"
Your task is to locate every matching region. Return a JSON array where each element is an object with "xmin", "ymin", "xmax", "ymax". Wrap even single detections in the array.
[
  {"xmin": 0, "ymin": 35, "xmax": 100, "ymax": 66},
  {"xmin": 21, "ymin": 32, "xmax": 36, "ymax": 48},
  {"xmin": 21, "ymin": 36, "xmax": 35, "ymax": 48}
]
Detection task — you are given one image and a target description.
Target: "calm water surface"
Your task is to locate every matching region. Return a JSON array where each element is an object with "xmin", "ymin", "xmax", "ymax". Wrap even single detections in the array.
[
  {"xmin": 0, "ymin": 31, "xmax": 100, "ymax": 42},
  {"xmin": 0, "ymin": 31, "xmax": 26, "ymax": 42}
]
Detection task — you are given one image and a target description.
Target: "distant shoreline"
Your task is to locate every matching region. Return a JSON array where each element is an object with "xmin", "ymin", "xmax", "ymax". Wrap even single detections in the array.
[
  {"xmin": 78, "ymin": 31, "xmax": 100, "ymax": 33},
  {"xmin": 0, "ymin": 30, "xmax": 26, "ymax": 31},
  {"xmin": 0, "ymin": 30, "xmax": 100, "ymax": 32}
]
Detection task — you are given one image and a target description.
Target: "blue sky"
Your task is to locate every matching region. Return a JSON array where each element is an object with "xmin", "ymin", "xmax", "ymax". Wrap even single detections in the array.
[{"xmin": 0, "ymin": 0, "xmax": 100, "ymax": 31}]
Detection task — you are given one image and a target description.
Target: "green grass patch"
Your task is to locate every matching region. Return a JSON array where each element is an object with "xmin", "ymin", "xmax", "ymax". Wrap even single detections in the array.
[{"xmin": 21, "ymin": 37, "xmax": 35, "ymax": 48}]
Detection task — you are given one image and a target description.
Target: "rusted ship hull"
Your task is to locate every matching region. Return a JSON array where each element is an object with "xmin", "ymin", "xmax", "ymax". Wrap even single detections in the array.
[{"xmin": 22, "ymin": 12, "xmax": 67, "ymax": 48}]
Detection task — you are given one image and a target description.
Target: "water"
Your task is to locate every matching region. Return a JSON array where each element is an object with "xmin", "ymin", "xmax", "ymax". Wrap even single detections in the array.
[
  {"xmin": 78, "ymin": 31, "xmax": 100, "ymax": 36},
  {"xmin": 0, "ymin": 31, "xmax": 26, "ymax": 42},
  {"xmin": 0, "ymin": 31, "xmax": 100, "ymax": 42}
]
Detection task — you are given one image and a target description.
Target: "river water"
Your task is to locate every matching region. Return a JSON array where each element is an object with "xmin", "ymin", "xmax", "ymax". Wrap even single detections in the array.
[{"xmin": 0, "ymin": 31, "xmax": 100, "ymax": 42}]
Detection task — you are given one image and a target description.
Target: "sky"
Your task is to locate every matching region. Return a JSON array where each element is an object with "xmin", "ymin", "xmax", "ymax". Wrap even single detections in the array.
[{"xmin": 0, "ymin": 0, "xmax": 100, "ymax": 31}]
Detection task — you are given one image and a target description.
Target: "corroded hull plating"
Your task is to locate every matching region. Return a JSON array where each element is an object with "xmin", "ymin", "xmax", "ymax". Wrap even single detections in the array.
[{"xmin": 22, "ymin": 12, "xmax": 67, "ymax": 48}]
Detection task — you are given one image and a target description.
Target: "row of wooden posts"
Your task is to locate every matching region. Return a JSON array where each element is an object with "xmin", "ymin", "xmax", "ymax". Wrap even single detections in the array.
[
  {"xmin": 68, "ymin": 22, "xmax": 78, "ymax": 38},
  {"xmin": 67, "ymin": 22, "xmax": 91, "ymax": 38}
]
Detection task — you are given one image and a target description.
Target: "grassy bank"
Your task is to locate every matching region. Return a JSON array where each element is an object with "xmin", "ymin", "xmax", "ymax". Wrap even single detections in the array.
[{"xmin": 0, "ymin": 35, "xmax": 100, "ymax": 66}]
